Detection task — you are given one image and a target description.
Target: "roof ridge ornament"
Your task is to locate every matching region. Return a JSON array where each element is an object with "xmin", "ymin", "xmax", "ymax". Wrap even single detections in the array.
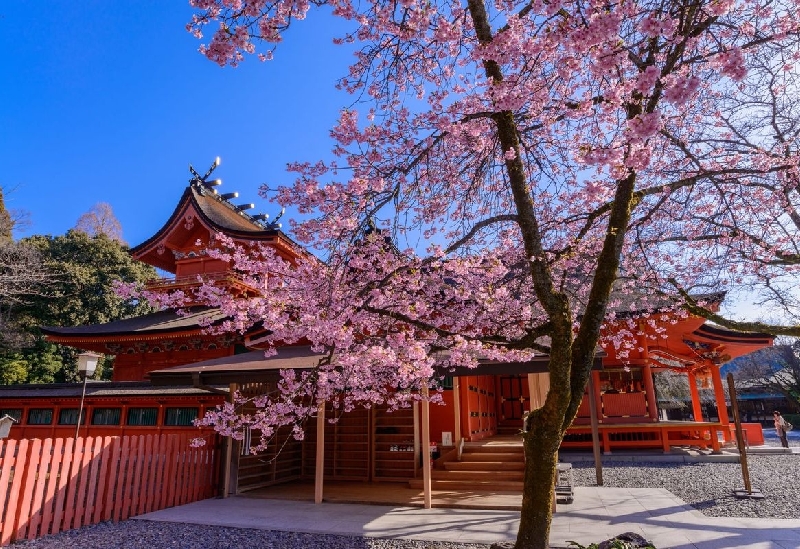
[
  {"xmin": 188, "ymin": 156, "xmax": 287, "ymax": 231},
  {"xmin": 189, "ymin": 157, "xmax": 222, "ymax": 192}
]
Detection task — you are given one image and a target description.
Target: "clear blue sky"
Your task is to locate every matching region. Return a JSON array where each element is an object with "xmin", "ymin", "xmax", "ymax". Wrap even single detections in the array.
[
  {"xmin": 0, "ymin": 2, "xmax": 766, "ymax": 320},
  {"xmin": 1, "ymin": 1, "xmax": 351, "ymax": 246}
]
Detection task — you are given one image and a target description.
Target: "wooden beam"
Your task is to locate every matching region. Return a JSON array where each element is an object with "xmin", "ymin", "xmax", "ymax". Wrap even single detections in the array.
[{"xmin": 314, "ymin": 401, "xmax": 325, "ymax": 504}]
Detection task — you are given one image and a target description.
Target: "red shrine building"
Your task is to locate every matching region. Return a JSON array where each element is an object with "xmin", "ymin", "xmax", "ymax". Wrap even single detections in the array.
[{"xmin": 0, "ymin": 170, "xmax": 774, "ymax": 499}]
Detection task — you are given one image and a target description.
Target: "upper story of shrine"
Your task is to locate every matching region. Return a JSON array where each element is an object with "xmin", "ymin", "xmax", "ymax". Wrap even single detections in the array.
[{"xmin": 130, "ymin": 161, "xmax": 304, "ymax": 302}]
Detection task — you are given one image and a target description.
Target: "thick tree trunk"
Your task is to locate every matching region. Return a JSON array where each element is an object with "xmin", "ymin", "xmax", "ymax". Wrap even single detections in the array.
[{"xmin": 516, "ymin": 427, "xmax": 561, "ymax": 549}]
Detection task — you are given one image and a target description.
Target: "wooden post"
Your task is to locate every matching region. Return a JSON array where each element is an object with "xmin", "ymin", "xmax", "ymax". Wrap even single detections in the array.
[
  {"xmin": 421, "ymin": 385, "xmax": 432, "ymax": 509},
  {"xmin": 587, "ymin": 374, "xmax": 603, "ymax": 485},
  {"xmin": 314, "ymin": 401, "xmax": 325, "ymax": 504},
  {"xmin": 687, "ymin": 371, "xmax": 704, "ymax": 422},
  {"xmin": 711, "ymin": 366, "xmax": 731, "ymax": 441},
  {"xmin": 452, "ymin": 377, "xmax": 462, "ymax": 449},
  {"xmin": 727, "ymin": 374, "xmax": 751, "ymax": 492},
  {"xmin": 527, "ymin": 374, "xmax": 537, "ymax": 413},
  {"xmin": 413, "ymin": 401, "xmax": 420, "ymax": 478},
  {"xmin": 642, "ymin": 363, "xmax": 658, "ymax": 421},
  {"xmin": 592, "ymin": 371, "xmax": 604, "ymax": 420},
  {"xmin": 220, "ymin": 383, "xmax": 238, "ymax": 497}
]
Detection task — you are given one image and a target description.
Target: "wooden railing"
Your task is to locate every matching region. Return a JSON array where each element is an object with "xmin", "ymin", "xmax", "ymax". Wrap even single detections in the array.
[
  {"xmin": 601, "ymin": 392, "xmax": 648, "ymax": 418},
  {"xmin": 0, "ymin": 434, "xmax": 218, "ymax": 546},
  {"xmin": 145, "ymin": 272, "xmax": 254, "ymax": 293}
]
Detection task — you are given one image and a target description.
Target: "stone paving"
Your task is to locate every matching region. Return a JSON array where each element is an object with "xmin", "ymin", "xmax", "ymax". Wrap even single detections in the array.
[{"xmin": 136, "ymin": 487, "xmax": 800, "ymax": 548}]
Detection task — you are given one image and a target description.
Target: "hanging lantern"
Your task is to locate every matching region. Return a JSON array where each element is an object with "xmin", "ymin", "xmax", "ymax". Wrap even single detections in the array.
[{"xmin": 696, "ymin": 369, "xmax": 712, "ymax": 389}]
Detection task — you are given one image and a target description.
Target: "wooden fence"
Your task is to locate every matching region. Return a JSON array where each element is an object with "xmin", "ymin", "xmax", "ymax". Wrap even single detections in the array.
[{"xmin": 0, "ymin": 434, "xmax": 219, "ymax": 546}]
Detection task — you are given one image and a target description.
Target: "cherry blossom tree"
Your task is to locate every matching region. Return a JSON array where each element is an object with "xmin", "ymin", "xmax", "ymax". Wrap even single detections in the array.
[{"xmin": 182, "ymin": 0, "xmax": 800, "ymax": 546}]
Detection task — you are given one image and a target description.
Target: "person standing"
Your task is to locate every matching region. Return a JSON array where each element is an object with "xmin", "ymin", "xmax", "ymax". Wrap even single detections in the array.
[{"xmin": 774, "ymin": 411, "xmax": 789, "ymax": 448}]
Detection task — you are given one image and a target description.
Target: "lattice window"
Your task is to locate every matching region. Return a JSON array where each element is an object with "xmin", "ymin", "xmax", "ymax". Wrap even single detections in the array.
[
  {"xmin": 58, "ymin": 408, "xmax": 85, "ymax": 425},
  {"xmin": 127, "ymin": 407, "xmax": 159, "ymax": 426},
  {"xmin": 92, "ymin": 408, "xmax": 122, "ymax": 425},
  {"xmin": 164, "ymin": 407, "xmax": 198, "ymax": 426},
  {"xmin": 0, "ymin": 408, "xmax": 22, "ymax": 422},
  {"xmin": 28, "ymin": 408, "xmax": 53, "ymax": 425}
]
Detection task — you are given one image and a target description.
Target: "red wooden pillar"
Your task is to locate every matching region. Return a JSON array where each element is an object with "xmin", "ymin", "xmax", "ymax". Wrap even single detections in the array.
[
  {"xmin": 452, "ymin": 377, "xmax": 463, "ymax": 449},
  {"xmin": 642, "ymin": 363, "xmax": 658, "ymax": 421},
  {"xmin": 687, "ymin": 371, "xmax": 703, "ymax": 422},
  {"xmin": 592, "ymin": 371, "xmax": 603, "ymax": 420},
  {"xmin": 710, "ymin": 366, "xmax": 731, "ymax": 441}
]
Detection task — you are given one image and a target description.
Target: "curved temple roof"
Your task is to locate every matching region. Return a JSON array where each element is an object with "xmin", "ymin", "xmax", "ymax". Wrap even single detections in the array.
[
  {"xmin": 131, "ymin": 183, "xmax": 301, "ymax": 272},
  {"xmin": 40, "ymin": 306, "xmax": 229, "ymax": 342}
]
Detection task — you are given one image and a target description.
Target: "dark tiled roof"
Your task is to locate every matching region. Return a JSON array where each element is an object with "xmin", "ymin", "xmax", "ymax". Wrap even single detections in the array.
[
  {"xmin": 0, "ymin": 381, "xmax": 225, "ymax": 399},
  {"xmin": 41, "ymin": 306, "xmax": 226, "ymax": 338},
  {"xmin": 693, "ymin": 322, "xmax": 774, "ymax": 342},
  {"xmin": 148, "ymin": 345, "xmax": 600, "ymax": 386},
  {"xmin": 130, "ymin": 186, "xmax": 281, "ymax": 259},
  {"xmin": 191, "ymin": 185, "xmax": 272, "ymax": 234},
  {"xmin": 149, "ymin": 346, "xmax": 326, "ymax": 386}
]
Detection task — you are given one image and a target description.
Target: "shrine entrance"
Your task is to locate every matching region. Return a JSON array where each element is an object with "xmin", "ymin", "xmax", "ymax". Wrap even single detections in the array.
[{"xmin": 497, "ymin": 375, "xmax": 530, "ymax": 434}]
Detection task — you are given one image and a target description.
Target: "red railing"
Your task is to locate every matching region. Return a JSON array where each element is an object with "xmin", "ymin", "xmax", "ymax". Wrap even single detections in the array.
[
  {"xmin": 601, "ymin": 392, "xmax": 648, "ymax": 417},
  {"xmin": 0, "ymin": 434, "xmax": 218, "ymax": 546},
  {"xmin": 146, "ymin": 272, "xmax": 250, "ymax": 291}
]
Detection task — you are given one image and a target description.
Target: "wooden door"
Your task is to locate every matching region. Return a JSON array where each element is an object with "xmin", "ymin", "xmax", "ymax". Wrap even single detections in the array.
[{"xmin": 500, "ymin": 376, "xmax": 525, "ymax": 421}]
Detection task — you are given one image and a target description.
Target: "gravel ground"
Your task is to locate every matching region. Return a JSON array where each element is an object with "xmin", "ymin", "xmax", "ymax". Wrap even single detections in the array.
[
  {"xmin": 11, "ymin": 522, "xmax": 494, "ymax": 549},
  {"xmin": 12, "ymin": 437, "xmax": 799, "ymax": 548},
  {"xmin": 571, "ymin": 452, "xmax": 800, "ymax": 518}
]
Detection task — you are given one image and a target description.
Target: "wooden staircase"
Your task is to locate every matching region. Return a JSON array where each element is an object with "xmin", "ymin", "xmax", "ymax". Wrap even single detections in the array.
[
  {"xmin": 496, "ymin": 420, "xmax": 523, "ymax": 436},
  {"xmin": 408, "ymin": 435, "xmax": 524, "ymax": 491}
]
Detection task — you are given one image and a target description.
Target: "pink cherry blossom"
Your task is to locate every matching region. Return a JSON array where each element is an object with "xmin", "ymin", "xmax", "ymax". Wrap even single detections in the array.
[{"xmin": 176, "ymin": 0, "xmax": 800, "ymax": 546}]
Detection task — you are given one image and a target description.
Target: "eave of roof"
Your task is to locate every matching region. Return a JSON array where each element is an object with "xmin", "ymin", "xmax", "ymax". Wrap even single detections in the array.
[
  {"xmin": 148, "ymin": 346, "xmax": 326, "ymax": 386},
  {"xmin": 692, "ymin": 323, "xmax": 774, "ymax": 343},
  {"xmin": 40, "ymin": 306, "xmax": 227, "ymax": 340},
  {"xmin": 130, "ymin": 185, "xmax": 305, "ymax": 272},
  {"xmin": 149, "ymin": 345, "xmax": 605, "ymax": 387},
  {"xmin": 0, "ymin": 381, "xmax": 225, "ymax": 399}
]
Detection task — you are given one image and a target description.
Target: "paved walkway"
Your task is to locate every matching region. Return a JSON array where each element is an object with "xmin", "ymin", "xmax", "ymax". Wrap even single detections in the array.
[{"xmin": 135, "ymin": 487, "xmax": 800, "ymax": 548}]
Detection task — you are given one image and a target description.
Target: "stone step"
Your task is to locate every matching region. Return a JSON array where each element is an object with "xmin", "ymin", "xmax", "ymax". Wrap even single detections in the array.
[
  {"xmin": 431, "ymin": 470, "xmax": 524, "ymax": 481},
  {"xmin": 460, "ymin": 452, "xmax": 524, "ymax": 462},
  {"xmin": 462, "ymin": 444, "xmax": 523, "ymax": 454},
  {"xmin": 408, "ymin": 478, "xmax": 524, "ymax": 492},
  {"xmin": 445, "ymin": 461, "xmax": 525, "ymax": 471}
]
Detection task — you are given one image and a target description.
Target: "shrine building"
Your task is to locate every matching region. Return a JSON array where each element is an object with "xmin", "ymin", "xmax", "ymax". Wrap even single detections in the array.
[{"xmin": 0, "ymin": 169, "xmax": 774, "ymax": 505}]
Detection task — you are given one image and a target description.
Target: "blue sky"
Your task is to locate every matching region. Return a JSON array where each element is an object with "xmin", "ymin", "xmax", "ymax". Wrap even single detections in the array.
[
  {"xmin": 1, "ymin": 1, "xmax": 351, "ymax": 246},
  {"xmin": 0, "ymin": 2, "xmax": 766, "ymax": 320}
]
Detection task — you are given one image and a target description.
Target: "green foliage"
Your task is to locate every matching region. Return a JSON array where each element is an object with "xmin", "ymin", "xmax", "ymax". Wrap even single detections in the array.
[
  {"xmin": 0, "ymin": 354, "xmax": 28, "ymax": 384},
  {"xmin": 0, "ymin": 230, "xmax": 157, "ymax": 383},
  {"xmin": 17, "ymin": 231, "xmax": 156, "ymax": 328}
]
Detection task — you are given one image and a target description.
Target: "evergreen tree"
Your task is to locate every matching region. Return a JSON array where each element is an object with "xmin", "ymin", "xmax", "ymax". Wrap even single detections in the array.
[{"xmin": 0, "ymin": 231, "xmax": 157, "ymax": 383}]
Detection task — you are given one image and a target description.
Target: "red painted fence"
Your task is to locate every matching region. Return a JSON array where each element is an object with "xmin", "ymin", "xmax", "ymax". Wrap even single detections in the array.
[{"xmin": 0, "ymin": 434, "xmax": 219, "ymax": 546}]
